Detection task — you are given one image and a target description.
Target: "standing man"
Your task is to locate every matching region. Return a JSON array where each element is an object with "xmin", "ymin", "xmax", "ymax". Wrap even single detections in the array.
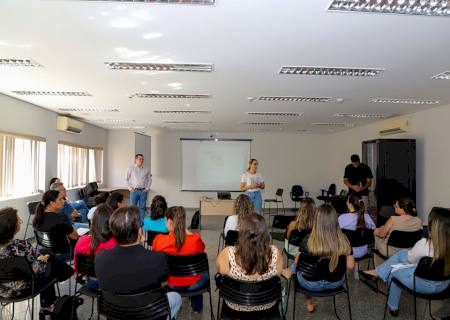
[
  {"xmin": 343, "ymin": 154, "xmax": 373, "ymax": 210},
  {"xmin": 125, "ymin": 154, "xmax": 152, "ymax": 224}
]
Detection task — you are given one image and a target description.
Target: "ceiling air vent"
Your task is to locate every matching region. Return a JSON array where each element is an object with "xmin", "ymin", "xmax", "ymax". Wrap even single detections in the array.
[
  {"xmin": 240, "ymin": 122, "xmax": 288, "ymax": 126},
  {"xmin": 312, "ymin": 122, "xmax": 354, "ymax": 127},
  {"xmin": 370, "ymin": 98, "xmax": 439, "ymax": 105},
  {"xmin": 154, "ymin": 110, "xmax": 211, "ymax": 114},
  {"xmin": 105, "ymin": 62, "xmax": 213, "ymax": 72},
  {"xmin": 58, "ymin": 107, "xmax": 119, "ymax": 112},
  {"xmin": 431, "ymin": 71, "xmax": 450, "ymax": 80},
  {"xmin": 0, "ymin": 59, "xmax": 42, "ymax": 67},
  {"xmin": 279, "ymin": 66, "xmax": 384, "ymax": 77},
  {"xmin": 130, "ymin": 93, "xmax": 210, "ymax": 99},
  {"xmin": 12, "ymin": 91, "xmax": 91, "ymax": 96},
  {"xmin": 246, "ymin": 112, "xmax": 302, "ymax": 116},
  {"xmin": 256, "ymin": 96, "xmax": 332, "ymax": 103}
]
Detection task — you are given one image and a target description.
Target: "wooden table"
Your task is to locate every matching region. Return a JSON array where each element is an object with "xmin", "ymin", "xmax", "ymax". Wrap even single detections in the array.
[{"xmin": 199, "ymin": 199, "xmax": 236, "ymax": 229}]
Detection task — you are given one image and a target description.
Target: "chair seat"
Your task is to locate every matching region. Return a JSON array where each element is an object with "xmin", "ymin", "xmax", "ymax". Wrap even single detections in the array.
[
  {"xmin": 79, "ymin": 284, "xmax": 100, "ymax": 298},
  {"xmin": 0, "ymin": 278, "xmax": 57, "ymax": 304},
  {"xmin": 220, "ymin": 301, "xmax": 282, "ymax": 320},
  {"xmin": 317, "ymin": 196, "xmax": 331, "ymax": 201},
  {"xmin": 391, "ymin": 277, "xmax": 450, "ymax": 300},
  {"xmin": 371, "ymin": 249, "xmax": 388, "ymax": 261},
  {"xmin": 264, "ymin": 199, "xmax": 281, "ymax": 203}
]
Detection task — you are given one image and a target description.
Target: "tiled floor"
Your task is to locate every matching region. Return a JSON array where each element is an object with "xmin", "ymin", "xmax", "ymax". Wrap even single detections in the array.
[{"xmin": 4, "ymin": 213, "xmax": 449, "ymax": 319}]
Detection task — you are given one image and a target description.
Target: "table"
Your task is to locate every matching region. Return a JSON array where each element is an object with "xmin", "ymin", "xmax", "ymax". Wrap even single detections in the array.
[{"xmin": 199, "ymin": 199, "xmax": 236, "ymax": 229}]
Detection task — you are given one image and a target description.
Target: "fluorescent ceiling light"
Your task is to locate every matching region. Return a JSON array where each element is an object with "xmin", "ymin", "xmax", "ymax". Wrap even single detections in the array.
[
  {"xmin": 163, "ymin": 120, "xmax": 211, "ymax": 124},
  {"xmin": 431, "ymin": 71, "xmax": 450, "ymax": 80},
  {"xmin": 58, "ymin": 107, "xmax": 119, "ymax": 112},
  {"xmin": 91, "ymin": 119, "xmax": 135, "ymax": 123},
  {"xmin": 257, "ymin": 96, "xmax": 332, "ymax": 103},
  {"xmin": 130, "ymin": 93, "xmax": 210, "ymax": 99},
  {"xmin": 240, "ymin": 122, "xmax": 288, "ymax": 126},
  {"xmin": 328, "ymin": 0, "xmax": 450, "ymax": 17},
  {"xmin": 111, "ymin": 126, "xmax": 145, "ymax": 129},
  {"xmin": 154, "ymin": 110, "xmax": 211, "ymax": 114},
  {"xmin": 370, "ymin": 98, "xmax": 440, "ymax": 105},
  {"xmin": 0, "ymin": 59, "xmax": 42, "ymax": 67},
  {"xmin": 66, "ymin": 0, "xmax": 215, "ymax": 4},
  {"xmin": 12, "ymin": 91, "xmax": 91, "ymax": 96},
  {"xmin": 312, "ymin": 122, "xmax": 354, "ymax": 127},
  {"xmin": 279, "ymin": 66, "xmax": 384, "ymax": 77},
  {"xmin": 334, "ymin": 113, "xmax": 391, "ymax": 118},
  {"xmin": 246, "ymin": 112, "xmax": 303, "ymax": 116},
  {"xmin": 105, "ymin": 62, "xmax": 213, "ymax": 72}
]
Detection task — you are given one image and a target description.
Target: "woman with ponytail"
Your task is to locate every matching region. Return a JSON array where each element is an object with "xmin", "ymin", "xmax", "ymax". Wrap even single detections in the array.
[
  {"xmin": 374, "ymin": 196, "xmax": 422, "ymax": 264},
  {"xmin": 216, "ymin": 214, "xmax": 284, "ymax": 312},
  {"xmin": 33, "ymin": 190, "xmax": 79, "ymax": 262},
  {"xmin": 152, "ymin": 206, "xmax": 206, "ymax": 312}
]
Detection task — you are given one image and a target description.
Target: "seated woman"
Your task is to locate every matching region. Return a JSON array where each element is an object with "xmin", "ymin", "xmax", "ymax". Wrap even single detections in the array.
[
  {"xmin": 87, "ymin": 192, "xmax": 109, "ymax": 221},
  {"xmin": 143, "ymin": 195, "xmax": 169, "ymax": 233},
  {"xmin": 285, "ymin": 204, "xmax": 355, "ymax": 313},
  {"xmin": 362, "ymin": 207, "xmax": 450, "ymax": 317},
  {"xmin": 374, "ymin": 197, "xmax": 422, "ymax": 264},
  {"xmin": 74, "ymin": 204, "xmax": 117, "ymax": 289},
  {"xmin": 153, "ymin": 206, "xmax": 207, "ymax": 313},
  {"xmin": 33, "ymin": 190, "xmax": 79, "ymax": 262},
  {"xmin": 105, "ymin": 192, "xmax": 125, "ymax": 211},
  {"xmin": 223, "ymin": 194, "xmax": 255, "ymax": 237},
  {"xmin": 339, "ymin": 194, "xmax": 375, "ymax": 259},
  {"xmin": 216, "ymin": 214, "xmax": 284, "ymax": 312},
  {"xmin": 285, "ymin": 198, "xmax": 316, "ymax": 257},
  {"xmin": 0, "ymin": 207, "xmax": 73, "ymax": 317}
]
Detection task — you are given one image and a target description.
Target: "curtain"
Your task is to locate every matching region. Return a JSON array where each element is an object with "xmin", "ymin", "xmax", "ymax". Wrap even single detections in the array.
[
  {"xmin": 88, "ymin": 149, "xmax": 103, "ymax": 183},
  {"xmin": 58, "ymin": 144, "xmax": 88, "ymax": 188}
]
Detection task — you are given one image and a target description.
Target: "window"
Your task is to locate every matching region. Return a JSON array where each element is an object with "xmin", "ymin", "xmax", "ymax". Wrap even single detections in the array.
[
  {"xmin": 0, "ymin": 133, "xmax": 46, "ymax": 199},
  {"xmin": 58, "ymin": 142, "xmax": 103, "ymax": 188}
]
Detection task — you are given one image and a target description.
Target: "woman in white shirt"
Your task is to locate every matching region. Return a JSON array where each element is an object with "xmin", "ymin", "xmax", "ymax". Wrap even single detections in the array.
[
  {"xmin": 223, "ymin": 194, "xmax": 255, "ymax": 237},
  {"xmin": 240, "ymin": 159, "xmax": 265, "ymax": 214},
  {"xmin": 361, "ymin": 207, "xmax": 450, "ymax": 317}
]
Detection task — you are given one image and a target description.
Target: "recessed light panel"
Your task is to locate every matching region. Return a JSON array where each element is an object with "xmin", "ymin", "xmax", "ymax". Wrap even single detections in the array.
[
  {"xmin": 105, "ymin": 62, "xmax": 213, "ymax": 72},
  {"xmin": 257, "ymin": 96, "xmax": 332, "ymax": 103},
  {"xmin": 0, "ymin": 59, "xmax": 42, "ymax": 67},
  {"xmin": 246, "ymin": 112, "xmax": 303, "ymax": 117},
  {"xmin": 279, "ymin": 66, "xmax": 384, "ymax": 77},
  {"xmin": 370, "ymin": 98, "xmax": 440, "ymax": 105},
  {"xmin": 130, "ymin": 93, "xmax": 210, "ymax": 99},
  {"xmin": 431, "ymin": 71, "xmax": 450, "ymax": 80},
  {"xmin": 312, "ymin": 122, "xmax": 354, "ymax": 127},
  {"xmin": 154, "ymin": 110, "xmax": 211, "ymax": 114},
  {"xmin": 111, "ymin": 125, "xmax": 145, "ymax": 129},
  {"xmin": 58, "ymin": 107, "xmax": 119, "ymax": 112},
  {"xmin": 334, "ymin": 113, "xmax": 391, "ymax": 119},
  {"xmin": 240, "ymin": 122, "xmax": 288, "ymax": 126},
  {"xmin": 328, "ymin": 0, "xmax": 450, "ymax": 17},
  {"xmin": 163, "ymin": 121, "xmax": 211, "ymax": 124},
  {"xmin": 12, "ymin": 91, "xmax": 91, "ymax": 96},
  {"xmin": 92, "ymin": 119, "xmax": 135, "ymax": 124}
]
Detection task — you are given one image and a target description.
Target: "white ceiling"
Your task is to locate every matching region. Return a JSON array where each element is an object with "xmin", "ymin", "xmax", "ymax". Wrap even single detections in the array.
[{"xmin": 0, "ymin": 0, "xmax": 449, "ymax": 133}]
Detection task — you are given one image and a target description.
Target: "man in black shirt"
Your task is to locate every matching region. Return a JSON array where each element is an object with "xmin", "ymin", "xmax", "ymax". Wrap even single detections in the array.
[
  {"xmin": 95, "ymin": 206, "xmax": 181, "ymax": 319},
  {"xmin": 343, "ymin": 154, "xmax": 373, "ymax": 208}
]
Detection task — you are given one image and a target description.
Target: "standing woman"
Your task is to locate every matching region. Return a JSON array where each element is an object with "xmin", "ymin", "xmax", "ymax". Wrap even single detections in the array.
[{"xmin": 240, "ymin": 159, "xmax": 265, "ymax": 214}]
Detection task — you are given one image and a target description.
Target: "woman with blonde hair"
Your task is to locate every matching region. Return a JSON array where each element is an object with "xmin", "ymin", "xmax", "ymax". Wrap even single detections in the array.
[
  {"xmin": 240, "ymin": 158, "xmax": 265, "ymax": 214},
  {"xmin": 284, "ymin": 198, "xmax": 316, "ymax": 257},
  {"xmin": 223, "ymin": 194, "xmax": 256, "ymax": 237},
  {"xmin": 286, "ymin": 204, "xmax": 355, "ymax": 312}
]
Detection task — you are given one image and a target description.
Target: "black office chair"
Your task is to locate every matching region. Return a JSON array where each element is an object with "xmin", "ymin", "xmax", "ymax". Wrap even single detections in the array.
[
  {"xmin": 290, "ymin": 185, "xmax": 304, "ymax": 212},
  {"xmin": 165, "ymin": 253, "xmax": 215, "ymax": 320},
  {"xmin": 341, "ymin": 228, "xmax": 374, "ymax": 269},
  {"xmin": 146, "ymin": 230, "xmax": 169, "ymax": 249},
  {"xmin": 74, "ymin": 254, "xmax": 98, "ymax": 320},
  {"xmin": 317, "ymin": 184, "xmax": 337, "ymax": 203},
  {"xmin": 270, "ymin": 215, "xmax": 296, "ymax": 242},
  {"xmin": 264, "ymin": 188, "xmax": 286, "ymax": 217},
  {"xmin": 215, "ymin": 274, "xmax": 285, "ymax": 320},
  {"xmin": 331, "ymin": 195, "xmax": 348, "ymax": 215},
  {"xmin": 289, "ymin": 253, "xmax": 352, "ymax": 320},
  {"xmin": 24, "ymin": 201, "xmax": 39, "ymax": 240},
  {"xmin": 98, "ymin": 287, "xmax": 171, "ymax": 320},
  {"xmin": 383, "ymin": 257, "xmax": 450, "ymax": 320},
  {"xmin": 0, "ymin": 256, "xmax": 57, "ymax": 320},
  {"xmin": 218, "ymin": 216, "xmax": 230, "ymax": 254},
  {"xmin": 283, "ymin": 229, "xmax": 310, "ymax": 267}
]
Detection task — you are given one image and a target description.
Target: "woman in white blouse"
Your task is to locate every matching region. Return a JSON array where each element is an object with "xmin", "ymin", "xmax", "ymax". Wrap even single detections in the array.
[
  {"xmin": 361, "ymin": 207, "xmax": 450, "ymax": 317},
  {"xmin": 240, "ymin": 159, "xmax": 265, "ymax": 214}
]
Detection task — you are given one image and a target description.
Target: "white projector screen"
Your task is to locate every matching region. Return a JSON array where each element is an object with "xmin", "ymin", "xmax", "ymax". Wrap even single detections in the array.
[{"xmin": 181, "ymin": 139, "xmax": 251, "ymax": 191}]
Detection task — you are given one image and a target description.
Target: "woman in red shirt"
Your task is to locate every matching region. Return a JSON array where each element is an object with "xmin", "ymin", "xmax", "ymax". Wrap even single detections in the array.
[
  {"xmin": 74, "ymin": 204, "xmax": 117, "ymax": 289},
  {"xmin": 153, "ymin": 206, "xmax": 207, "ymax": 312}
]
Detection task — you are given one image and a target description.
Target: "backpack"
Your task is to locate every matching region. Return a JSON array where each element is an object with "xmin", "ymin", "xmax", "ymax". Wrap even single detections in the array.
[
  {"xmin": 51, "ymin": 295, "xmax": 82, "ymax": 320},
  {"xmin": 190, "ymin": 210, "xmax": 200, "ymax": 229}
]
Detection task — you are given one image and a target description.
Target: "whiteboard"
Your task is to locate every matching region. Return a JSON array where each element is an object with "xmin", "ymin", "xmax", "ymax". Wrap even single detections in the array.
[{"xmin": 181, "ymin": 139, "xmax": 251, "ymax": 191}]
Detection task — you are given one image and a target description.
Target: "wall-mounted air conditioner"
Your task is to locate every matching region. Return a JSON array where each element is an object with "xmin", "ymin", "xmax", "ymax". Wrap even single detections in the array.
[
  {"xmin": 378, "ymin": 118, "xmax": 411, "ymax": 136},
  {"xmin": 57, "ymin": 116, "xmax": 84, "ymax": 134}
]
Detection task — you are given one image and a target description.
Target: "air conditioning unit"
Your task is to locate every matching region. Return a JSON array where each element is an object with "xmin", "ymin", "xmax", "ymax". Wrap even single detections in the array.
[
  {"xmin": 378, "ymin": 118, "xmax": 411, "ymax": 136},
  {"xmin": 57, "ymin": 116, "xmax": 84, "ymax": 134}
]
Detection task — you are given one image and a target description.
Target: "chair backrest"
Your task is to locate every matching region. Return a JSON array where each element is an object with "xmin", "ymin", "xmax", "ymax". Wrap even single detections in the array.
[
  {"xmin": 27, "ymin": 201, "xmax": 40, "ymax": 217},
  {"xmin": 275, "ymin": 188, "xmax": 283, "ymax": 197},
  {"xmin": 166, "ymin": 253, "xmax": 209, "ymax": 277},
  {"xmin": 146, "ymin": 231, "xmax": 168, "ymax": 247},
  {"xmin": 287, "ymin": 229, "xmax": 310, "ymax": 247},
  {"xmin": 342, "ymin": 228, "xmax": 374, "ymax": 248},
  {"xmin": 98, "ymin": 287, "xmax": 170, "ymax": 320},
  {"xmin": 215, "ymin": 274, "xmax": 282, "ymax": 307},
  {"xmin": 414, "ymin": 257, "xmax": 450, "ymax": 282},
  {"xmin": 296, "ymin": 253, "xmax": 347, "ymax": 282},
  {"xmin": 34, "ymin": 229, "xmax": 55, "ymax": 249},
  {"xmin": 387, "ymin": 229, "xmax": 423, "ymax": 249},
  {"xmin": 291, "ymin": 185, "xmax": 304, "ymax": 198},
  {"xmin": 272, "ymin": 215, "xmax": 295, "ymax": 229},
  {"xmin": 75, "ymin": 254, "xmax": 96, "ymax": 277},
  {"xmin": 328, "ymin": 184, "xmax": 337, "ymax": 196},
  {"xmin": 0, "ymin": 256, "xmax": 33, "ymax": 283},
  {"xmin": 222, "ymin": 215, "xmax": 230, "ymax": 230},
  {"xmin": 224, "ymin": 230, "xmax": 239, "ymax": 247}
]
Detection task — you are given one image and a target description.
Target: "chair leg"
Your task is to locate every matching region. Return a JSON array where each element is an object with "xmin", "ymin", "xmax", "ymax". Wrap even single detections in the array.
[
  {"xmin": 11, "ymin": 302, "xmax": 15, "ymax": 320},
  {"xmin": 89, "ymin": 297, "xmax": 95, "ymax": 320},
  {"xmin": 209, "ymin": 290, "xmax": 215, "ymax": 320},
  {"xmin": 413, "ymin": 295, "xmax": 417, "ymax": 320},
  {"xmin": 282, "ymin": 199, "xmax": 286, "ymax": 215},
  {"xmin": 56, "ymin": 283, "xmax": 61, "ymax": 297},
  {"xmin": 346, "ymin": 291, "xmax": 352, "ymax": 320},
  {"xmin": 427, "ymin": 300, "xmax": 436, "ymax": 320},
  {"xmin": 292, "ymin": 286, "xmax": 296, "ymax": 320},
  {"xmin": 217, "ymin": 297, "xmax": 221, "ymax": 320},
  {"xmin": 23, "ymin": 216, "xmax": 31, "ymax": 240},
  {"xmin": 31, "ymin": 296, "xmax": 35, "ymax": 320},
  {"xmin": 276, "ymin": 202, "xmax": 279, "ymax": 217},
  {"xmin": 383, "ymin": 282, "xmax": 392, "ymax": 320},
  {"xmin": 333, "ymin": 295, "xmax": 341, "ymax": 320}
]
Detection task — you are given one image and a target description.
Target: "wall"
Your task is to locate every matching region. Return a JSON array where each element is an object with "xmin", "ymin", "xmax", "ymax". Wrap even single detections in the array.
[
  {"xmin": 0, "ymin": 93, "xmax": 108, "ymax": 238},
  {"xmin": 327, "ymin": 103, "xmax": 450, "ymax": 222},
  {"xmin": 106, "ymin": 130, "xmax": 135, "ymax": 188}
]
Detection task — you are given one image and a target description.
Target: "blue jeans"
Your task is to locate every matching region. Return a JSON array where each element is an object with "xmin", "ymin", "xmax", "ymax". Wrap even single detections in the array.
[
  {"xmin": 246, "ymin": 190, "xmax": 262, "ymax": 214},
  {"xmin": 86, "ymin": 277, "xmax": 99, "ymax": 290},
  {"xmin": 376, "ymin": 249, "xmax": 450, "ymax": 311},
  {"xmin": 167, "ymin": 291, "xmax": 182, "ymax": 319},
  {"xmin": 168, "ymin": 272, "xmax": 209, "ymax": 311},
  {"xmin": 290, "ymin": 263, "xmax": 344, "ymax": 299},
  {"xmin": 71, "ymin": 200, "xmax": 89, "ymax": 223},
  {"xmin": 130, "ymin": 190, "xmax": 148, "ymax": 224}
]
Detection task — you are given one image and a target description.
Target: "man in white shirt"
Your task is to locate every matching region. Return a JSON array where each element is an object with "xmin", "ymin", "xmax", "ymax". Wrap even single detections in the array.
[{"xmin": 125, "ymin": 154, "xmax": 152, "ymax": 224}]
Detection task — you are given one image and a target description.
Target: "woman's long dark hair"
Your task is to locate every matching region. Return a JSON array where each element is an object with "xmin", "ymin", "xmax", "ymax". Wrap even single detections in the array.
[
  {"xmin": 150, "ymin": 195, "xmax": 167, "ymax": 220},
  {"xmin": 397, "ymin": 197, "xmax": 417, "ymax": 216},
  {"xmin": 105, "ymin": 192, "xmax": 124, "ymax": 211},
  {"xmin": 33, "ymin": 190, "xmax": 60, "ymax": 227},
  {"xmin": 348, "ymin": 194, "xmax": 366, "ymax": 229},
  {"xmin": 236, "ymin": 214, "xmax": 271, "ymax": 275},
  {"xmin": 90, "ymin": 204, "xmax": 114, "ymax": 253},
  {"xmin": 165, "ymin": 206, "xmax": 186, "ymax": 251}
]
